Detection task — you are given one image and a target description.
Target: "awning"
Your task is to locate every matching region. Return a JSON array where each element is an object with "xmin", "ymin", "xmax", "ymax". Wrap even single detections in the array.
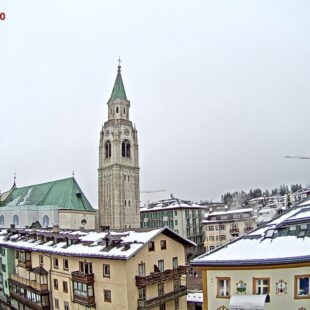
[{"xmin": 229, "ymin": 294, "xmax": 268, "ymax": 310}]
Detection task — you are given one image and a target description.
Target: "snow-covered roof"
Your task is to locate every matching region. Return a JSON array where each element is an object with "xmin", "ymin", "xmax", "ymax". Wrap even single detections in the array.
[
  {"xmin": 141, "ymin": 201, "xmax": 206, "ymax": 212},
  {"xmin": 0, "ymin": 227, "xmax": 195, "ymax": 260},
  {"xmin": 191, "ymin": 201, "xmax": 310, "ymax": 267},
  {"xmin": 205, "ymin": 207, "xmax": 253, "ymax": 217}
]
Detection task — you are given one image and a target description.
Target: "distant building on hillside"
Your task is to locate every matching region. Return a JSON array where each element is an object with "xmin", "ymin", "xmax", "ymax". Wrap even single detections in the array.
[
  {"xmin": 202, "ymin": 207, "xmax": 257, "ymax": 252},
  {"xmin": 192, "ymin": 198, "xmax": 310, "ymax": 310},
  {"xmin": 0, "ymin": 177, "xmax": 96, "ymax": 229},
  {"xmin": 140, "ymin": 197, "xmax": 207, "ymax": 258}
]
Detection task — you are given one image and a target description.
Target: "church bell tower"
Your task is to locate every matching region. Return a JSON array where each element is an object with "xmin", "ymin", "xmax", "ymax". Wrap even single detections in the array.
[{"xmin": 98, "ymin": 62, "xmax": 140, "ymax": 229}]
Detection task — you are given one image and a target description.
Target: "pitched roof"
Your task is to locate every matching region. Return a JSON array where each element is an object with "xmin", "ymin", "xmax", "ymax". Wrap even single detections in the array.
[
  {"xmin": 110, "ymin": 67, "xmax": 127, "ymax": 100},
  {"xmin": 0, "ymin": 177, "xmax": 94, "ymax": 212},
  {"xmin": 0, "ymin": 227, "xmax": 195, "ymax": 260},
  {"xmin": 191, "ymin": 199, "xmax": 310, "ymax": 267}
]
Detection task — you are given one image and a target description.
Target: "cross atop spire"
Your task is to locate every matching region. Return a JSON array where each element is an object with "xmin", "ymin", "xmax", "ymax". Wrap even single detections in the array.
[
  {"xmin": 117, "ymin": 56, "xmax": 122, "ymax": 71},
  {"xmin": 110, "ymin": 59, "xmax": 127, "ymax": 100}
]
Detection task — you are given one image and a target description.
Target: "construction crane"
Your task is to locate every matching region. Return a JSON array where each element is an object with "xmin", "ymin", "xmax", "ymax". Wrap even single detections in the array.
[
  {"xmin": 285, "ymin": 155, "xmax": 310, "ymax": 160},
  {"xmin": 140, "ymin": 190, "xmax": 167, "ymax": 194}
]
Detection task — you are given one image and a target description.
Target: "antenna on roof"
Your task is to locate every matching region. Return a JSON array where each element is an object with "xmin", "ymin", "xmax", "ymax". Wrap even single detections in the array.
[
  {"xmin": 13, "ymin": 171, "xmax": 16, "ymax": 187},
  {"xmin": 72, "ymin": 171, "xmax": 75, "ymax": 177}
]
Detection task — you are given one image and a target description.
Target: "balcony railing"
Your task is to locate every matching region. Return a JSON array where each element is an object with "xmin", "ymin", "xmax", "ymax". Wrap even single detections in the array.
[
  {"xmin": 9, "ymin": 291, "xmax": 50, "ymax": 310},
  {"xmin": 136, "ymin": 266, "xmax": 186, "ymax": 287},
  {"xmin": 229, "ymin": 228, "xmax": 239, "ymax": 234},
  {"xmin": 244, "ymin": 226, "xmax": 253, "ymax": 232},
  {"xmin": 137, "ymin": 286, "xmax": 187, "ymax": 310},
  {"xmin": 72, "ymin": 294, "xmax": 96, "ymax": 307},
  {"xmin": 9, "ymin": 274, "xmax": 48, "ymax": 292},
  {"xmin": 17, "ymin": 259, "xmax": 32, "ymax": 269},
  {"xmin": 71, "ymin": 271, "xmax": 94, "ymax": 284}
]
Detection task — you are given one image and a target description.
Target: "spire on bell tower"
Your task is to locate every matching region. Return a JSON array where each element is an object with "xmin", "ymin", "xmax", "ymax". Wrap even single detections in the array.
[{"xmin": 110, "ymin": 57, "xmax": 127, "ymax": 100}]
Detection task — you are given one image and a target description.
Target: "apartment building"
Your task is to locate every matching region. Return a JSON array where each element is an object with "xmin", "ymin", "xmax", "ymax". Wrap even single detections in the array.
[
  {"xmin": 203, "ymin": 208, "xmax": 257, "ymax": 252},
  {"xmin": 191, "ymin": 199, "xmax": 310, "ymax": 310},
  {"xmin": 0, "ymin": 226, "xmax": 194, "ymax": 310},
  {"xmin": 140, "ymin": 198, "xmax": 207, "ymax": 258}
]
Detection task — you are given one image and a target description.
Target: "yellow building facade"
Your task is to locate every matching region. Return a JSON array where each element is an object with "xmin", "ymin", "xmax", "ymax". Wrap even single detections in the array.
[
  {"xmin": 1, "ymin": 226, "xmax": 195, "ymax": 310},
  {"xmin": 192, "ymin": 199, "xmax": 310, "ymax": 310}
]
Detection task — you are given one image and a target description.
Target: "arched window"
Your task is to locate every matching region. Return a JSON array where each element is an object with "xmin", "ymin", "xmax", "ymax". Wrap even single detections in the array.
[
  {"xmin": 116, "ymin": 106, "xmax": 119, "ymax": 113},
  {"xmin": 105, "ymin": 140, "xmax": 111, "ymax": 158},
  {"xmin": 43, "ymin": 215, "xmax": 49, "ymax": 227},
  {"xmin": 13, "ymin": 215, "xmax": 19, "ymax": 225},
  {"xmin": 81, "ymin": 219, "xmax": 87, "ymax": 226},
  {"xmin": 0, "ymin": 215, "xmax": 4, "ymax": 225},
  {"xmin": 122, "ymin": 139, "xmax": 131, "ymax": 158}
]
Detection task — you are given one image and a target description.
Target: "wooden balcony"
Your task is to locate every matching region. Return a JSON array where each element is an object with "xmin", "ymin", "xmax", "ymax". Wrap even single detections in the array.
[
  {"xmin": 244, "ymin": 226, "xmax": 253, "ymax": 232},
  {"xmin": 137, "ymin": 286, "xmax": 187, "ymax": 310},
  {"xmin": 229, "ymin": 228, "xmax": 239, "ymax": 234},
  {"xmin": 72, "ymin": 294, "xmax": 96, "ymax": 307},
  {"xmin": 71, "ymin": 271, "xmax": 94, "ymax": 284},
  {"xmin": 17, "ymin": 259, "xmax": 32, "ymax": 269},
  {"xmin": 9, "ymin": 291, "xmax": 50, "ymax": 310},
  {"xmin": 10, "ymin": 274, "xmax": 48, "ymax": 292},
  {"xmin": 136, "ymin": 266, "xmax": 186, "ymax": 287}
]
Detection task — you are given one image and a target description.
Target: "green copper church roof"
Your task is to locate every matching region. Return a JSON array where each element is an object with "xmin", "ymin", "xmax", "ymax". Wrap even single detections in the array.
[
  {"xmin": 0, "ymin": 177, "xmax": 94, "ymax": 212},
  {"xmin": 110, "ymin": 66, "xmax": 127, "ymax": 100}
]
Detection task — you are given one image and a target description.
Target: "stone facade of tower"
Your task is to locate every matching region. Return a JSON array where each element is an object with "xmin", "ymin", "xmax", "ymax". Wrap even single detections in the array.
[{"xmin": 98, "ymin": 65, "xmax": 140, "ymax": 229}]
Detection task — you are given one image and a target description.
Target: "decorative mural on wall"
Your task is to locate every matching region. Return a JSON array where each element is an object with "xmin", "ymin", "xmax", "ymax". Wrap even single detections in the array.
[
  {"xmin": 236, "ymin": 280, "xmax": 247, "ymax": 294},
  {"xmin": 275, "ymin": 279, "xmax": 288, "ymax": 295}
]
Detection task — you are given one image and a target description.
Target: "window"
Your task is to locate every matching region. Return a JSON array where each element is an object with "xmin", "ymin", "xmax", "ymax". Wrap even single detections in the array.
[
  {"xmin": 104, "ymin": 289, "xmax": 111, "ymax": 303},
  {"xmin": 13, "ymin": 214, "xmax": 19, "ymax": 225},
  {"xmin": 295, "ymin": 275, "xmax": 310, "ymax": 298},
  {"xmin": 160, "ymin": 305, "xmax": 166, "ymax": 310},
  {"xmin": 54, "ymin": 279, "xmax": 58, "ymax": 290},
  {"xmin": 138, "ymin": 262, "xmax": 145, "ymax": 276},
  {"xmin": 105, "ymin": 140, "xmax": 111, "ymax": 158},
  {"xmin": 63, "ymin": 259, "xmax": 69, "ymax": 270},
  {"xmin": 54, "ymin": 298, "xmax": 59, "ymax": 309},
  {"xmin": 217, "ymin": 277, "xmax": 230, "ymax": 297},
  {"xmin": 219, "ymin": 224, "xmax": 226, "ymax": 230},
  {"xmin": 122, "ymin": 139, "xmax": 131, "ymax": 157},
  {"xmin": 158, "ymin": 260, "xmax": 164, "ymax": 272},
  {"xmin": 138, "ymin": 287, "xmax": 146, "ymax": 300},
  {"xmin": 148, "ymin": 241, "xmax": 155, "ymax": 251},
  {"xmin": 79, "ymin": 262, "xmax": 92, "ymax": 274},
  {"xmin": 116, "ymin": 106, "xmax": 119, "ymax": 113},
  {"xmin": 64, "ymin": 301, "xmax": 69, "ymax": 310},
  {"xmin": 81, "ymin": 219, "xmax": 87, "ymax": 226},
  {"xmin": 73, "ymin": 281, "xmax": 94, "ymax": 298},
  {"xmin": 253, "ymin": 277, "xmax": 270, "ymax": 295},
  {"xmin": 208, "ymin": 226, "xmax": 214, "ymax": 231},
  {"xmin": 63, "ymin": 281, "xmax": 68, "ymax": 293},
  {"xmin": 209, "ymin": 236, "xmax": 215, "ymax": 241},
  {"xmin": 220, "ymin": 235, "xmax": 226, "ymax": 241},
  {"xmin": 160, "ymin": 240, "xmax": 167, "ymax": 250},
  {"xmin": 53, "ymin": 258, "xmax": 59, "ymax": 269},
  {"xmin": 0, "ymin": 215, "xmax": 4, "ymax": 225},
  {"xmin": 173, "ymin": 278, "xmax": 180, "ymax": 290},
  {"xmin": 103, "ymin": 264, "xmax": 110, "ymax": 278},
  {"xmin": 39, "ymin": 255, "xmax": 43, "ymax": 265},
  {"xmin": 158, "ymin": 283, "xmax": 164, "ymax": 295},
  {"xmin": 123, "ymin": 107, "xmax": 126, "ymax": 114},
  {"xmin": 172, "ymin": 257, "xmax": 178, "ymax": 269},
  {"xmin": 43, "ymin": 215, "xmax": 49, "ymax": 227}
]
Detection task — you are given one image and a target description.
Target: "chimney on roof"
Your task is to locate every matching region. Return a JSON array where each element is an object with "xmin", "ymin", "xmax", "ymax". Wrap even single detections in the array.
[{"xmin": 53, "ymin": 225, "xmax": 59, "ymax": 233}]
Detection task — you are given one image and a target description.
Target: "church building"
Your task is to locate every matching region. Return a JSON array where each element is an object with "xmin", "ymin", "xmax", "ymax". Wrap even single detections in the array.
[{"xmin": 98, "ymin": 63, "xmax": 140, "ymax": 229}]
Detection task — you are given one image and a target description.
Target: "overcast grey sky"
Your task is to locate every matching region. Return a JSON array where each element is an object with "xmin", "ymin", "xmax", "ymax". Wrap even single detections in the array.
[{"xmin": 0, "ymin": 0, "xmax": 310, "ymax": 207}]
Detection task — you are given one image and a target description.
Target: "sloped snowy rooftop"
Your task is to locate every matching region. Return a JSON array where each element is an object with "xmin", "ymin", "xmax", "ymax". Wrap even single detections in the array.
[
  {"xmin": 0, "ymin": 227, "xmax": 195, "ymax": 260},
  {"xmin": 192, "ymin": 201, "xmax": 310, "ymax": 266}
]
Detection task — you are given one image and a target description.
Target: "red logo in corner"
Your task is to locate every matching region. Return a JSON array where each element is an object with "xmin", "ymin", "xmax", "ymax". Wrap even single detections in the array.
[{"xmin": 0, "ymin": 12, "xmax": 5, "ymax": 21}]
